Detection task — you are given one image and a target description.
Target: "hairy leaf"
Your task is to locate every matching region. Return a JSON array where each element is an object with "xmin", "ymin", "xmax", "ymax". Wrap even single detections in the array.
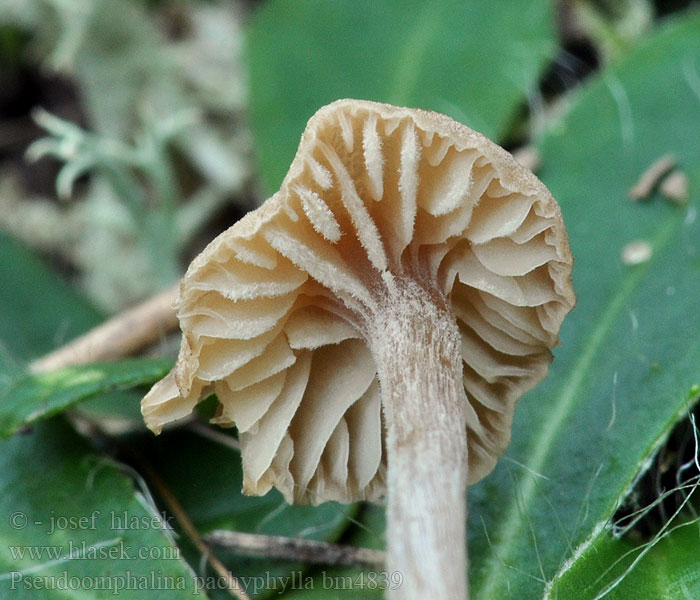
[{"xmin": 469, "ymin": 12, "xmax": 700, "ymax": 599}]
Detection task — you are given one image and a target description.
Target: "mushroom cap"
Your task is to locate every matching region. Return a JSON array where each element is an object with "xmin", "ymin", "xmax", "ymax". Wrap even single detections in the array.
[{"xmin": 142, "ymin": 99, "xmax": 575, "ymax": 505}]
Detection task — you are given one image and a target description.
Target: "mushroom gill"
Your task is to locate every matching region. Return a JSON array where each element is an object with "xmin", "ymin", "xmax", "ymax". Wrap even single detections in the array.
[{"xmin": 142, "ymin": 99, "xmax": 575, "ymax": 600}]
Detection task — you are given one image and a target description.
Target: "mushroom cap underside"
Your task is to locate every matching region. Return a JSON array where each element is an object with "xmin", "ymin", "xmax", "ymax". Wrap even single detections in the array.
[{"xmin": 142, "ymin": 99, "xmax": 575, "ymax": 505}]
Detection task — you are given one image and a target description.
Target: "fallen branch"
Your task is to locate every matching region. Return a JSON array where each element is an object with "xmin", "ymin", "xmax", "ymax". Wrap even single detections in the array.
[
  {"xmin": 204, "ymin": 529, "xmax": 385, "ymax": 570},
  {"xmin": 30, "ymin": 283, "xmax": 180, "ymax": 373}
]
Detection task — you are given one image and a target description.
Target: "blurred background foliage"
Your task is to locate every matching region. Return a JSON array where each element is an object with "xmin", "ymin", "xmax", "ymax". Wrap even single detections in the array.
[
  {"xmin": 1, "ymin": 1, "xmax": 700, "ymax": 599},
  {"xmin": 0, "ymin": 0, "xmax": 688, "ymax": 313},
  {"xmin": 0, "ymin": 0, "xmax": 250, "ymax": 311}
]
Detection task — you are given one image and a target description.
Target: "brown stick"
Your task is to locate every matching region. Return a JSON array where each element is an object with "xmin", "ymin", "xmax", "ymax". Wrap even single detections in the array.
[
  {"xmin": 204, "ymin": 530, "xmax": 385, "ymax": 570},
  {"xmin": 30, "ymin": 283, "xmax": 180, "ymax": 373}
]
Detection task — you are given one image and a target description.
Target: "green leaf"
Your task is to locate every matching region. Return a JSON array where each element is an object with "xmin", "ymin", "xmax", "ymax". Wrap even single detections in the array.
[
  {"xmin": 247, "ymin": 0, "xmax": 556, "ymax": 192},
  {"xmin": 0, "ymin": 420, "xmax": 201, "ymax": 599},
  {"xmin": 0, "ymin": 359, "xmax": 172, "ymax": 438},
  {"xmin": 546, "ymin": 518, "xmax": 700, "ymax": 599},
  {"xmin": 543, "ymin": 387, "xmax": 700, "ymax": 599},
  {"xmin": 469, "ymin": 12, "xmax": 700, "ymax": 600},
  {"xmin": 0, "ymin": 231, "xmax": 102, "ymax": 367}
]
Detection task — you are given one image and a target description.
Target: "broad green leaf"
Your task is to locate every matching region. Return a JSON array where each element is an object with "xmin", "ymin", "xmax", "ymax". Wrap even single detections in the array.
[
  {"xmin": 546, "ymin": 517, "xmax": 700, "ymax": 599},
  {"xmin": 247, "ymin": 0, "xmax": 555, "ymax": 192},
  {"xmin": 0, "ymin": 232, "xmax": 171, "ymax": 435},
  {"xmin": 136, "ymin": 429, "xmax": 356, "ymax": 598},
  {"xmin": 544, "ymin": 386, "xmax": 700, "ymax": 599},
  {"xmin": 0, "ymin": 233, "xmax": 200, "ymax": 597},
  {"xmin": 469, "ymin": 12, "xmax": 700, "ymax": 600},
  {"xmin": 0, "ymin": 358, "xmax": 172, "ymax": 438},
  {"xmin": 0, "ymin": 420, "xmax": 201, "ymax": 599},
  {"xmin": 0, "ymin": 231, "xmax": 101, "ymax": 367}
]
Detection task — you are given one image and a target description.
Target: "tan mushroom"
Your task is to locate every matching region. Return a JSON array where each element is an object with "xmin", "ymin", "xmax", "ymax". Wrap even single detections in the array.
[{"xmin": 142, "ymin": 99, "xmax": 575, "ymax": 599}]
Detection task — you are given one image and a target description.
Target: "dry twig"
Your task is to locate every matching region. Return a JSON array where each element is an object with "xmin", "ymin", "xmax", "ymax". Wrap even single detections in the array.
[{"xmin": 205, "ymin": 529, "xmax": 385, "ymax": 570}]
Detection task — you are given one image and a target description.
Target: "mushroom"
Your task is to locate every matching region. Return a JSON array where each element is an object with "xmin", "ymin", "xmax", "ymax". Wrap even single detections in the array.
[{"xmin": 142, "ymin": 99, "xmax": 575, "ymax": 599}]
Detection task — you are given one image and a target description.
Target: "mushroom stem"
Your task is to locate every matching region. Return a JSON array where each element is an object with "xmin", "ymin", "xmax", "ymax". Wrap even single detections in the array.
[{"xmin": 370, "ymin": 277, "xmax": 468, "ymax": 599}]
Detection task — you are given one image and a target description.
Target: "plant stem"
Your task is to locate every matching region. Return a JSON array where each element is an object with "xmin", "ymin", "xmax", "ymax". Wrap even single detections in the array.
[{"xmin": 369, "ymin": 277, "xmax": 468, "ymax": 599}]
